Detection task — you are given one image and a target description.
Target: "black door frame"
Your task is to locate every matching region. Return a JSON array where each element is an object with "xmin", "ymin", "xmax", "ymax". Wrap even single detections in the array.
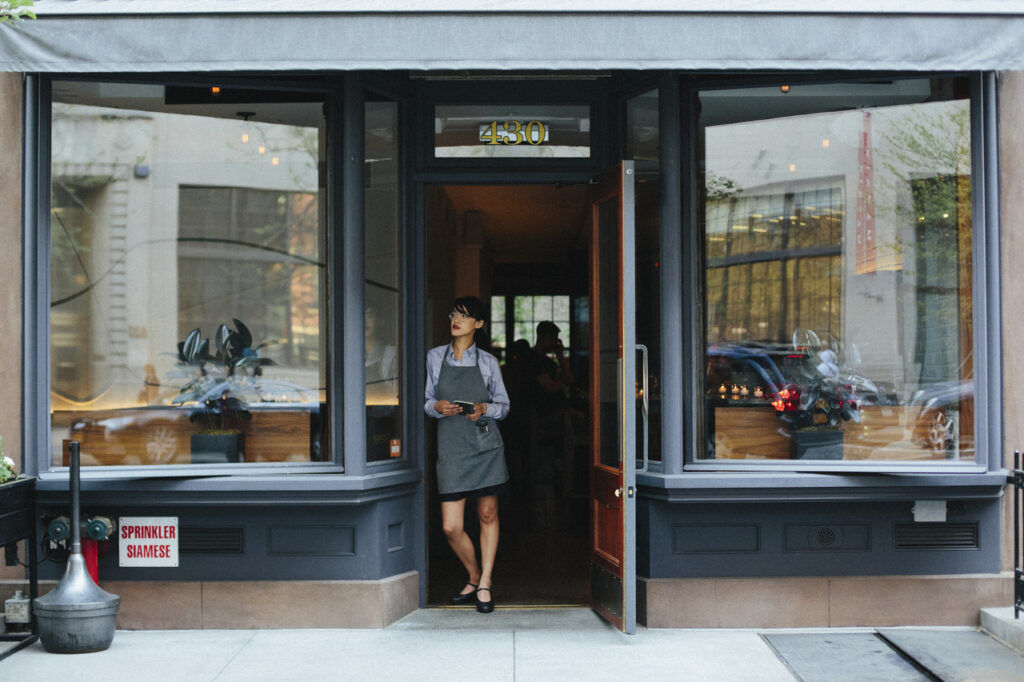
[{"xmin": 403, "ymin": 71, "xmax": 680, "ymax": 607}]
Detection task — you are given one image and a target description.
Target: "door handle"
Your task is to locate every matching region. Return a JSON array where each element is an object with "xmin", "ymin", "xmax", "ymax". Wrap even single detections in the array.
[{"xmin": 637, "ymin": 343, "xmax": 649, "ymax": 474}]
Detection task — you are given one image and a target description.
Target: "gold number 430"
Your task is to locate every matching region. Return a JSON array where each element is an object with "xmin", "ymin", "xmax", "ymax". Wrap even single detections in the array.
[{"xmin": 480, "ymin": 120, "xmax": 546, "ymax": 146}]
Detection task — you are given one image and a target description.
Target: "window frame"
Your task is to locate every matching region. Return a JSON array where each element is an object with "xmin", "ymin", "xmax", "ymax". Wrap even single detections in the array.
[
  {"xmin": 27, "ymin": 73, "xmax": 346, "ymax": 480},
  {"xmin": 683, "ymin": 71, "xmax": 998, "ymax": 475},
  {"xmin": 362, "ymin": 83, "xmax": 411, "ymax": 471}
]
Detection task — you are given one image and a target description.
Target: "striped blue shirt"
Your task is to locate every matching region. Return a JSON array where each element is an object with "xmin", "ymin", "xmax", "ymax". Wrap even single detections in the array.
[{"xmin": 424, "ymin": 343, "xmax": 510, "ymax": 420}]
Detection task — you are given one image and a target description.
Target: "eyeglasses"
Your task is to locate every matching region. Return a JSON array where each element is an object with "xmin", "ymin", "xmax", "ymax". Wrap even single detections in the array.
[{"xmin": 448, "ymin": 310, "xmax": 475, "ymax": 321}]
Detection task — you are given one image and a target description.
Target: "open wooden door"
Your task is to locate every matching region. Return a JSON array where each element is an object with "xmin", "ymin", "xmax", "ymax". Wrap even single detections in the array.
[{"xmin": 589, "ymin": 162, "xmax": 637, "ymax": 633}]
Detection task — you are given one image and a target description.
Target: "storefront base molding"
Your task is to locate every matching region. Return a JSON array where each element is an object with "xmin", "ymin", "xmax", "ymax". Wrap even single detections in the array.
[
  {"xmin": 639, "ymin": 574, "xmax": 1013, "ymax": 628},
  {"xmin": 1, "ymin": 571, "xmax": 418, "ymax": 630}
]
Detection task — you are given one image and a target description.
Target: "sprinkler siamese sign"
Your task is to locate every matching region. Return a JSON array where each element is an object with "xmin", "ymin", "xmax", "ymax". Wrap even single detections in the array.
[{"xmin": 119, "ymin": 517, "xmax": 179, "ymax": 567}]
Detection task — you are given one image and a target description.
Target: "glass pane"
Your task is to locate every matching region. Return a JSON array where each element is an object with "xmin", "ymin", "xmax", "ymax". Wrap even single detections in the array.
[
  {"xmin": 699, "ymin": 77, "xmax": 974, "ymax": 464},
  {"xmin": 533, "ymin": 295, "xmax": 553, "ymax": 322},
  {"xmin": 510, "ymin": 295, "xmax": 572, "ymax": 350},
  {"xmin": 49, "ymin": 81, "xmax": 328, "ymax": 467},
  {"xmin": 490, "ymin": 295, "xmax": 507, "ymax": 351},
  {"xmin": 596, "ymin": 198, "xmax": 621, "ymax": 468},
  {"xmin": 627, "ymin": 89, "xmax": 661, "ymax": 462},
  {"xmin": 365, "ymin": 100, "xmax": 402, "ymax": 463},
  {"xmin": 552, "ymin": 295, "xmax": 569, "ymax": 321},
  {"xmin": 434, "ymin": 104, "xmax": 590, "ymax": 158},
  {"xmin": 514, "ymin": 320, "xmax": 534, "ymax": 346}
]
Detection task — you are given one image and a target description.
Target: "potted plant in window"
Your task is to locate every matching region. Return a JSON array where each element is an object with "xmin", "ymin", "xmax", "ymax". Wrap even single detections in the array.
[
  {"xmin": 770, "ymin": 331, "xmax": 864, "ymax": 460},
  {"xmin": 169, "ymin": 320, "xmax": 274, "ymax": 463}
]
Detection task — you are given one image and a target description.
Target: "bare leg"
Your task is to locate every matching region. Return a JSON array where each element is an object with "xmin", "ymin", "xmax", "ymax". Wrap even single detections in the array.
[
  {"xmin": 441, "ymin": 499, "xmax": 480, "ymax": 595},
  {"xmin": 476, "ymin": 495, "xmax": 499, "ymax": 604}
]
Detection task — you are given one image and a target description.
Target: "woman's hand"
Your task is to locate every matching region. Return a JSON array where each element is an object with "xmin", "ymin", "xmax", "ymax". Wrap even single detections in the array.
[
  {"xmin": 467, "ymin": 403, "xmax": 487, "ymax": 422},
  {"xmin": 433, "ymin": 399, "xmax": 463, "ymax": 417}
]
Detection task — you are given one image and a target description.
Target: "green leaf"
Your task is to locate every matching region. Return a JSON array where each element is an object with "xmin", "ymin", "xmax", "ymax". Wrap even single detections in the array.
[
  {"xmin": 233, "ymin": 319, "xmax": 253, "ymax": 349},
  {"xmin": 214, "ymin": 324, "xmax": 230, "ymax": 353},
  {"xmin": 182, "ymin": 328, "xmax": 202, "ymax": 361},
  {"xmin": 196, "ymin": 338, "xmax": 211, "ymax": 363}
]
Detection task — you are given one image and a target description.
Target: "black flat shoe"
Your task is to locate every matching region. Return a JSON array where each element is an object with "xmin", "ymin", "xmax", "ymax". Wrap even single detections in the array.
[
  {"xmin": 450, "ymin": 583, "xmax": 478, "ymax": 605},
  {"xmin": 476, "ymin": 587, "xmax": 494, "ymax": 613}
]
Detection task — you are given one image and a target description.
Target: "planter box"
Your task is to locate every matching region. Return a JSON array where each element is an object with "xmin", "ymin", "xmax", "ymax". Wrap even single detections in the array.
[
  {"xmin": 0, "ymin": 477, "xmax": 35, "ymax": 545},
  {"xmin": 792, "ymin": 429, "xmax": 845, "ymax": 460},
  {"xmin": 190, "ymin": 433, "xmax": 244, "ymax": 464},
  {"xmin": 0, "ymin": 476, "xmax": 38, "ymax": 657}
]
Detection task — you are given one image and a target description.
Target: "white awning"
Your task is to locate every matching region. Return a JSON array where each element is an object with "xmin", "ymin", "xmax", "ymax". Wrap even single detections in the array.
[
  {"xmin": 24, "ymin": 1, "xmax": 1024, "ymax": 15},
  {"xmin": 3, "ymin": 5, "xmax": 1024, "ymax": 72}
]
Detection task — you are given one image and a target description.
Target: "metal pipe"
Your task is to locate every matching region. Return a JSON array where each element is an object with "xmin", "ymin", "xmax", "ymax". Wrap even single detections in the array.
[
  {"xmin": 70, "ymin": 441, "xmax": 81, "ymax": 554},
  {"xmin": 1016, "ymin": 449, "xmax": 1020, "ymax": 619},
  {"xmin": 35, "ymin": 441, "xmax": 120, "ymax": 653}
]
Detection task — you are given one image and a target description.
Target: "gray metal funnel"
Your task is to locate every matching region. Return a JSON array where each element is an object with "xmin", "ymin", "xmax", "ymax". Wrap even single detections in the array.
[{"xmin": 34, "ymin": 442, "xmax": 120, "ymax": 653}]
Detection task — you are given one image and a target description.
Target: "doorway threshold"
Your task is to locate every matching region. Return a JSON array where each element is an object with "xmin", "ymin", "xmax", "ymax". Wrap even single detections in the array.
[{"xmin": 389, "ymin": 606, "xmax": 610, "ymax": 631}]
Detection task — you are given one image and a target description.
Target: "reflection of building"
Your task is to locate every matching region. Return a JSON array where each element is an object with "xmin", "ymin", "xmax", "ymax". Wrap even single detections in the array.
[
  {"xmin": 706, "ymin": 185, "xmax": 844, "ymax": 344},
  {"xmin": 705, "ymin": 98, "xmax": 971, "ymax": 401},
  {"xmin": 1, "ymin": 5, "xmax": 1023, "ymax": 634},
  {"xmin": 49, "ymin": 102, "xmax": 324, "ymax": 416}
]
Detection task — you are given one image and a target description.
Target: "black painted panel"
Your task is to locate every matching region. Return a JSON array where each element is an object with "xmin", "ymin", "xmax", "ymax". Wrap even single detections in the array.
[
  {"xmin": 387, "ymin": 521, "xmax": 404, "ymax": 552},
  {"xmin": 784, "ymin": 524, "xmax": 870, "ymax": 552},
  {"xmin": 36, "ymin": 496, "xmax": 418, "ymax": 582},
  {"xmin": 640, "ymin": 497, "xmax": 1000, "ymax": 578},
  {"xmin": 268, "ymin": 525, "xmax": 355, "ymax": 556},
  {"xmin": 672, "ymin": 523, "xmax": 760, "ymax": 554},
  {"xmin": 591, "ymin": 561, "xmax": 623, "ymax": 622}
]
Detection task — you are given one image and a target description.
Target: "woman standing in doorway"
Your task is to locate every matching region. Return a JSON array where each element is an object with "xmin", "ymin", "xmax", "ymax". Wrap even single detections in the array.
[{"xmin": 424, "ymin": 296, "xmax": 510, "ymax": 613}]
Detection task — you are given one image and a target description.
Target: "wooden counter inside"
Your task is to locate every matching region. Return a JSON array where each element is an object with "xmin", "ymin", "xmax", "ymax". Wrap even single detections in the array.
[
  {"xmin": 711, "ymin": 404, "xmax": 957, "ymax": 461},
  {"xmin": 52, "ymin": 406, "xmax": 322, "ymax": 466}
]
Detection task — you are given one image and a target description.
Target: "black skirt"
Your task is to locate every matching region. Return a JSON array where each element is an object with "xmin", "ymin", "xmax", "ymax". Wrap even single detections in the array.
[{"xmin": 438, "ymin": 481, "xmax": 510, "ymax": 503}]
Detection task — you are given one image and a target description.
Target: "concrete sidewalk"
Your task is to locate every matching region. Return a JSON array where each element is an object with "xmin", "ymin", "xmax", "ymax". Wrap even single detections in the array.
[{"xmin": 2, "ymin": 608, "xmax": 1024, "ymax": 681}]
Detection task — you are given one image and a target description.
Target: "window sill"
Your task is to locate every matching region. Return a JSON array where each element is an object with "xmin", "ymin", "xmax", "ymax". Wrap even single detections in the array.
[
  {"xmin": 638, "ymin": 469, "xmax": 1007, "ymax": 502},
  {"xmin": 35, "ymin": 468, "xmax": 422, "ymax": 506}
]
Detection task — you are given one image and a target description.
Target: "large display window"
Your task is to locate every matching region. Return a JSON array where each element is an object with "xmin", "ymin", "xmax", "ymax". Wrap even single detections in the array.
[
  {"xmin": 365, "ymin": 98, "xmax": 403, "ymax": 463},
  {"xmin": 47, "ymin": 80, "xmax": 329, "ymax": 467},
  {"xmin": 698, "ymin": 77, "xmax": 976, "ymax": 466}
]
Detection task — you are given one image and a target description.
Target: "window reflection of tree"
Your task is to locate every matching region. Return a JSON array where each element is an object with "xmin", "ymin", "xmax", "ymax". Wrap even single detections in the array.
[{"xmin": 911, "ymin": 175, "xmax": 971, "ymax": 385}]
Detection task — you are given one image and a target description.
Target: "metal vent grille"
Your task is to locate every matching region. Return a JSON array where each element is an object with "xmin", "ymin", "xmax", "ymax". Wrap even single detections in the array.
[
  {"xmin": 894, "ymin": 523, "xmax": 978, "ymax": 550},
  {"xmin": 814, "ymin": 527, "xmax": 838, "ymax": 547},
  {"xmin": 179, "ymin": 527, "xmax": 244, "ymax": 554}
]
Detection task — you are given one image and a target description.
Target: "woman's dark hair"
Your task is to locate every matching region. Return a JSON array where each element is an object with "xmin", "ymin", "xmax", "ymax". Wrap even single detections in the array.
[
  {"xmin": 453, "ymin": 296, "xmax": 487, "ymax": 322},
  {"xmin": 453, "ymin": 296, "xmax": 491, "ymax": 351}
]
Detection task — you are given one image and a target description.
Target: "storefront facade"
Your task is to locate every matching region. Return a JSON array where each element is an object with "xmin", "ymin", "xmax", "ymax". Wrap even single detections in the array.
[{"xmin": 1, "ymin": 3, "xmax": 1023, "ymax": 631}]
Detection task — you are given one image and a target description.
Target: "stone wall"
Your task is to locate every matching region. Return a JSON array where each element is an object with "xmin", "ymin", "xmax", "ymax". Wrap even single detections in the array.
[
  {"xmin": 1000, "ymin": 72, "xmax": 1024, "ymax": 574},
  {"xmin": 0, "ymin": 73, "xmax": 24, "ymax": 584}
]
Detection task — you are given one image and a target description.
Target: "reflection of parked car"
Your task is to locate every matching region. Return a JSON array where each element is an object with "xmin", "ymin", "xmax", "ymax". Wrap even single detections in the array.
[
  {"xmin": 910, "ymin": 380, "xmax": 973, "ymax": 454},
  {"xmin": 707, "ymin": 341, "xmax": 876, "ymax": 415},
  {"xmin": 706, "ymin": 341, "xmax": 880, "ymax": 456},
  {"xmin": 706, "ymin": 342, "xmax": 812, "ymax": 401}
]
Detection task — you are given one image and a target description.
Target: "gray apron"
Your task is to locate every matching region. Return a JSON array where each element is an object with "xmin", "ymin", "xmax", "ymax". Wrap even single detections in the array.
[{"xmin": 435, "ymin": 346, "xmax": 508, "ymax": 496}]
